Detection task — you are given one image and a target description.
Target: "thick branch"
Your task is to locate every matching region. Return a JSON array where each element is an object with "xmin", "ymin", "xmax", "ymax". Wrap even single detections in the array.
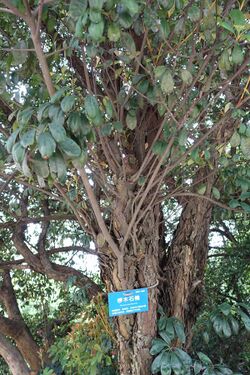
[{"xmin": 0, "ymin": 333, "xmax": 30, "ymax": 375}]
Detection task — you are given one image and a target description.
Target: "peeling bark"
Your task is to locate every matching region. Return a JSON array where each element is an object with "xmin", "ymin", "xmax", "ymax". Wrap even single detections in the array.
[
  {"xmin": 100, "ymin": 202, "xmax": 162, "ymax": 375},
  {"xmin": 161, "ymin": 195, "xmax": 213, "ymax": 346}
]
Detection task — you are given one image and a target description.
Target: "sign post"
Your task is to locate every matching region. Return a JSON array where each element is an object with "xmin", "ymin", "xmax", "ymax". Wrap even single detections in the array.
[{"xmin": 108, "ymin": 288, "xmax": 149, "ymax": 317}]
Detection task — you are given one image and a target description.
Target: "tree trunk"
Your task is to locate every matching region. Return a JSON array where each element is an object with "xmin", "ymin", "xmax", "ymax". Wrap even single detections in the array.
[
  {"xmin": 0, "ymin": 333, "xmax": 30, "ymax": 375},
  {"xmin": 0, "ymin": 271, "xmax": 41, "ymax": 373},
  {"xmin": 161, "ymin": 196, "xmax": 213, "ymax": 346},
  {"xmin": 100, "ymin": 204, "xmax": 163, "ymax": 375}
]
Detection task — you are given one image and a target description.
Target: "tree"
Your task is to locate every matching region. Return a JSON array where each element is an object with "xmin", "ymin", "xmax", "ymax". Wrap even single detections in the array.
[{"xmin": 0, "ymin": 0, "xmax": 249, "ymax": 374}]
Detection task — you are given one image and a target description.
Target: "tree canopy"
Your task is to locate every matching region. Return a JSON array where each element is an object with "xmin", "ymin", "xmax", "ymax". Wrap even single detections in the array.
[{"xmin": 0, "ymin": 0, "xmax": 249, "ymax": 374}]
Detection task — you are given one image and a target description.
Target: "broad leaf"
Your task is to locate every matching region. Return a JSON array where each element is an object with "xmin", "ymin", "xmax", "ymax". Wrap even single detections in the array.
[
  {"xmin": 197, "ymin": 352, "xmax": 212, "ymax": 365},
  {"xmin": 85, "ymin": 95, "xmax": 100, "ymax": 119},
  {"xmin": 59, "ymin": 138, "xmax": 81, "ymax": 158},
  {"xmin": 161, "ymin": 352, "xmax": 171, "ymax": 375},
  {"xmin": 150, "ymin": 338, "xmax": 168, "ymax": 355},
  {"xmin": 61, "ymin": 95, "xmax": 75, "ymax": 113},
  {"xmin": 12, "ymin": 142, "xmax": 25, "ymax": 164},
  {"xmin": 151, "ymin": 352, "xmax": 164, "ymax": 374},
  {"xmin": 20, "ymin": 129, "xmax": 36, "ymax": 148},
  {"xmin": 37, "ymin": 132, "xmax": 56, "ymax": 159},
  {"xmin": 161, "ymin": 70, "xmax": 174, "ymax": 94},
  {"xmin": 49, "ymin": 122, "xmax": 67, "ymax": 142}
]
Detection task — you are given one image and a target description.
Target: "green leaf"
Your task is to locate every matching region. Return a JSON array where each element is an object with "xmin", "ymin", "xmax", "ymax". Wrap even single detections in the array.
[
  {"xmin": 158, "ymin": 316, "xmax": 167, "ymax": 331},
  {"xmin": 170, "ymin": 351, "xmax": 183, "ymax": 374},
  {"xmin": 59, "ymin": 138, "xmax": 81, "ymax": 158},
  {"xmin": 230, "ymin": 9, "xmax": 246, "ymax": 26},
  {"xmin": 89, "ymin": 0, "xmax": 104, "ymax": 10},
  {"xmin": 188, "ymin": 6, "xmax": 201, "ymax": 22},
  {"xmin": 48, "ymin": 105, "xmax": 60, "ymax": 120},
  {"xmin": 121, "ymin": 32, "xmax": 136, "ymax": 54},
  {"xmin": 161, "ymin": 352, "xmax": 171, "ymax": 375},
  {"xmin": 69, "ymin": 0, "xmax": 87, "ymax": 19},
  {"xmin": 12, "ymin": 142, "xmax": 25, "ymax": 164},
  {"xmin": 122, "ymin": 0, "xmax": 139, "ymax": 16},
  {"xmin": 194, "ymin": 361, "xmax": 203, "ymax": 375},
  {"xmin": 119, "ymin": 12, "xmax": 133, "ymax": 29},
  {"xmin": 232, "ymin": 45, "xmax": 244, "ymax": 65},
  {"xmin": 108, "ymin": 23, "xmax": 121, "ymax": 42},
  {"xmin": 32, "ymin": 158, "xmax": 49, "ymax": 178},
  {"xmin": 159, "ymin": 0, "xmax": 174, "ymax": 10},
  {"xmin": 159, "ymin": 330, "xmax": 171, "ymax": 345},
  {"xmin": 240, "ymin": 202, "xmax": 250, "ymax": 213},
  {"xmin": 50, "ymin": 88, "xmax": 67, "ymax": 104},
  {"xmin": 159, "ymin": 18, "xmax": 170, "ymax": 39},
  {"xmin": 222, "ymin": 320, "xmax": 232, "ymax": 338},
  {"xmin": 61, "ymin": 95, "xmax": 75, "ymax": 113},
  {"xmin": 6, "ymin": 130, "xmax": 19, "ymax": 153},
  {"xmin": 230, "ymin": 317, "xmax": 239, "ymax": 335},
  {"xmin": 230, "ymin": 132, "xmax": 241, "ymax": 147},
  {"xmin": 161, "ymin": 70, "xmax": 174, "ymax": 94},
  {"xmin": 49, "ymin": 153, "xmax": 67, "ymax": 183},
  {"xmin": 150, "ymin": 338, "xmax": 168, "ymax": 355},
  {"xmin": 240, "ymin": 137, "xmax": 250, "ymax": 159},
  {"xmin": 165, "ymin": 319, "xmax": 175, "ymax": 341},
  {"xmin": 178, "ymin": 129, "xmax": 188, "ymax": 146},
  {"xmin": 20, "ymin": 129, "xmax": 36, "ymax": 148},
  {"xmin": 92, "ymin": 111, "xmax": 103, "ymax": 126},
  {"xmin": 68, "ymin": 112, "xmax": 85, "ymax": 136},
  {"xmin": 49, "ymin": 122, "xmax": 67, "ymax": 142},
  {"xmin": 174, "ymin": 348, "xmax": 192, "ymax": 365},
  {"xmin": 218, "ymin": 20, "xmax": 235, "ymax": 34},
  {"xmin": 197, "ymin": 352, "xmax": 212, "ymax": 365},
  {"xmin": 85, "ymin": 95, "xmax": 99, "ymax": 119},
  {"xmin": 100, "ymin": 123, "xmax": 112, "ymax": 136},
  {"xmin": 103, "ymin": 96, "xmax": 113, "ymax": 118},
  {"xmin": 113, "ymin": 121, "xmax": 123, "ymax": 132},
  {"xmin": 219, "ymin": 303, "xmax": 231, "ymax": 316},
  {"xmin": 197, "ymin": 184, "xmax": 206, "ymax": 195},
  {"xmin": 219, "ymin": 50, "xmax": 231, "ymax": 72},
  {"xmin": 240, "ymin": 191, "xmax": 250, "ymax": 200},
  {"xmin": 229, "ymin": 199, "xmax": 241, "ymax": 209},
  {"xmin": 212, "ymin": 187, "xmax": 220, "ymax": 200},
  {"xmin": 181, "ymin": 69, "xmax": 193, "ymax": 85},
  {"xmin": 155, "ymin": 66, "xmax": 167, "ymax": 80},
  {"xmin": 152, "ymin": 140, "xmax": 167, "ymax": 156},
  {"xmin": 89, "ymin": 9, "xmax": 102, "ymax": 23},
  {"xmin": 173, "ymin": 319, "xmax": 186, "ymax": 344},
  {"xmin": 151, "ymin": 352, "xmax": 164, "ymax": 374},
  {"xmin": 38, "ymin": 132, "xmax": 56, "ymax": 159},
  {"xmin": 21, "ymin": 154, "xmax": 32, "ymax": 177},
  {"xmin": 37, "ymin": 103, "xmax": 51, "ymax": 121},
  {"xmin": 88, "ymin": 19, "xmax": 104, "ymax": 41},
  {"xmin": 212, "ymin": 315, "xmax": 225, "ymax": 335},
  {"xmin": 126, "ymin": 112, "xmax": 137, "ymax": 130},
  {"xmin": 17, "ymin": 107, "xmax": 33, "ymax": 125},
  {"xmin": 239, "ymin": 123, "xmax": 246, "ymax": 135}
]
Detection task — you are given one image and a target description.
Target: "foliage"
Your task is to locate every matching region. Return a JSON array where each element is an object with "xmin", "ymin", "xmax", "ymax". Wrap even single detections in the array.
[
  {"xmin": 191, "ymin": 220, "xmax": 250, "ymax": 374},
  {"xmin": 150, "ymin": 308, "xmax": 249, "ymax": 375},
  {"xmin": 44, "ymin": 294, "xmax": 117, "ymax": 375},
  {"xmin": 0, "ymin": 0, "xmax": 249, "ymax": 374}
]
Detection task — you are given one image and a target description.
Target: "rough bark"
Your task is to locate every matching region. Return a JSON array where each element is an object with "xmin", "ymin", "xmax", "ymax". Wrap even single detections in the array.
[
  {"xmin": 100, "ymin": 202, "xmax": 163, "ymax": 375},
  {"xmin": 161, "ymin": 175, "xmax": 214, "ymax": 347},
  {"xmin": 0, "ymin": 333, "xmax": 30, "ymax": 375},
  {"xmin": 0, "ymin": 272, "xmax": 41, "ymax": 373}
]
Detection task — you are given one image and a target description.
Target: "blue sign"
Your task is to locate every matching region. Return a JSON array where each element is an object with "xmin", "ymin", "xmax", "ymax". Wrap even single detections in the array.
[{"xmin": 108, "ymin": 288, "xmax": 149, "ymax": 317}]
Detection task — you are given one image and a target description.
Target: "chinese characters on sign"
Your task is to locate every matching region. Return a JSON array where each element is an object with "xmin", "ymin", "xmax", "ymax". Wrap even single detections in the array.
[{"xmin": 108, "ymin": 288, "xmax": 149, "ymax": 317}]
